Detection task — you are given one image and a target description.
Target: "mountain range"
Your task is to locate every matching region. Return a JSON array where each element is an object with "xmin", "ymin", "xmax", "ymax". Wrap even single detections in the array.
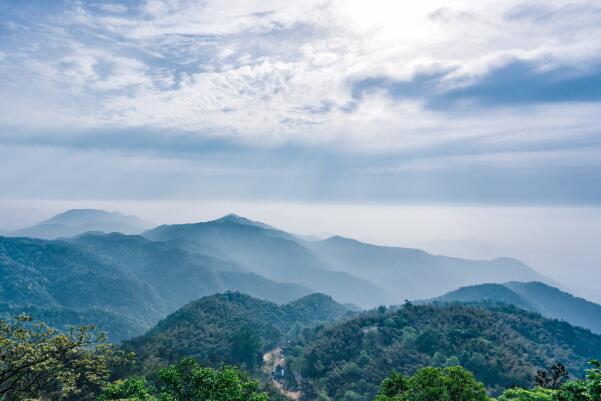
[
  {"xmin": 7, "ymin": 209, "xmax": 152, "ymax": 239},
  {"xmin": 143, "ymin": 213, "xmax": 544, "ymax": 304},
  {"xmin": 0, "ymin": 234, "xmax": 312, "ymax": 341},
  {"xmin": 429, "ymin": 281, "xmax": 601, "ymax": 334},
  {"xmin": 118, "ymin": 291, "xmax": 601, "ymax": 400},
  {"xmin": 2, "ymin": 208, "xmax": 594, "ymax": 342},
  {"xmin": 282, "ymin": 301, "xmax": 601, "ymax": 399}
]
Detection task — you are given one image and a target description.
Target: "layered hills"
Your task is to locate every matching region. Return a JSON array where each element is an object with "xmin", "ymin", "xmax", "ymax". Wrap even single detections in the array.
[
  {"xmin": 144, "ymin": 215, "xmax": 544, "ymax": 305},
  {"xmin": 7, "ymin": 209, "xmax": 152, "ymax": 239},
  {"xmin": 282, "ymin": 302, "xmax": 601, "ymax": 400},
  {"xmin": 0, "ymin": 234, "xmax": 312, "ymax": 341},
  {"xmin": 430, "ymin": 281, "xmax": 601, "ymax": 334}
]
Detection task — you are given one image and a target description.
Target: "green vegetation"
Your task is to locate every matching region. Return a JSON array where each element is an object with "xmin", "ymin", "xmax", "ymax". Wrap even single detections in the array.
[
  {"xmin": 0, "ymin": 236, "xmax": 165, "ymax": 342},
  {"xmin": 2, "ymin": 303, "xmax": 601, "ymax": 401},
  {"xmin": 97, "ymin": 359, "xmax": 267, "ymax": 401},
  {"xmin": 0, "ymin": 314, "xmax": 125, "ymax": 401},
  {"xmin": 0, "ymin": 234, "xmax": 313, "ymax": 342},
  {"xmin": 125, "ymin": 292, "xmax": 352, "ymax": 374},
  {"xmin": 373, "ymin": 361, "xmax": 601, "ymax": 401},
  {"xmin": 283, "ymin": 303, "xmax": 601, "ymax": 400},
  {"xmin": 498, "ymin": 360, "xmax": 601, "ymax": 400},
  {"xmin": 374, "ymin": 366, "xmax": 489, "ymax": 401},
  {"xmin": 431, "ymin": 281, "xmax": 601, "ymax": 334}
]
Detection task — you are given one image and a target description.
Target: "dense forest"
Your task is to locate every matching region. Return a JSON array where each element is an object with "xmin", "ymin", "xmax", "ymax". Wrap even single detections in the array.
[
  {"xmin": 124, "ymin": 292, "xmax": 353, "ymax": 375},
  {"xmin": 2, "ymin": 311, "xmax": 600, "ymax": 401},
  {"xmin": 431, "ymin": 281, "xmax": 601, "ymax": 333},
  {"xmin": 281, "ymin": 302, "xmax": 601, "ymax": 400}
]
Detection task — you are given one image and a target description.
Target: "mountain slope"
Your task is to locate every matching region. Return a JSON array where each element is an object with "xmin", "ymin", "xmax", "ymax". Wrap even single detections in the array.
[
  {"xmin": 0, "ymin": 236, "xmax": 165, "ymax": 341},
  {"xmin": 0, "ymin": 233, "xmax": 313, "ymax": 342},
  {"xmin": 144, "ymin": 218, "xmax": 396, "ymax": 307},
  {"xmin": 430, "ymin": 281, "xmax": 601, "ymax": 334},
  {"xmin": 303, "ymin": 235, "xmax": 546, "ymax": 300},
  {"xmin": 505, "ymin": 282, "xmax": 601, "ymax": 334},
  {"xmin": 71, "ymin": 232, "xmax": 312, "ymax": 308},
  {"xmin": 429, "ymin": 283, "xmax": 535, "ymax": 311},
  {"xmin": 283, "ymin": 303, "xmax": 601, "ymax": 400},
  {"xmin": 125, "ymin": 292, "xmax": 353, "ymax": 371},
  {"xmin": 8, "ymin": 209, "xmax": 152, "ymax": 239}
]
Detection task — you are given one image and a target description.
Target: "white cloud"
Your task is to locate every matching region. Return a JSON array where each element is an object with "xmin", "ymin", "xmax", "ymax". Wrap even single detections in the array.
[{"xmin": 1, "ymin": 0, "xmax": 601, "ymax": 156}]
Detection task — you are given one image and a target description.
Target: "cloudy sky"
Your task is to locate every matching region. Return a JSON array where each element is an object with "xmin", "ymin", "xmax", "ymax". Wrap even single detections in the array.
[
  {"xmin": 1, "ymin": 1, "xmax": 601, "ymax": 297},
  {"xmin": 1, "ymin": 0, "xmax": 601, "ymax": 203}
]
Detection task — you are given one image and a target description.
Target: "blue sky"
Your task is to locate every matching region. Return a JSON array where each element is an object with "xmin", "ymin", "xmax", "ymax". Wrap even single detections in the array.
[{"xmin": 1, "ymin": 0, "xmax": 601, "ymax": 205}]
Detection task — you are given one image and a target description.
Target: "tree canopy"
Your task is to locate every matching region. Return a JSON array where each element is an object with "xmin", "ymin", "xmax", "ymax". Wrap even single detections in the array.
[
  {"xmin": 0, "ymin": 314, "xmax": 124, "ymax": 401},
  {"xmin": 97, "ymin": 358, "xmax": 267, "ymax": 401}
]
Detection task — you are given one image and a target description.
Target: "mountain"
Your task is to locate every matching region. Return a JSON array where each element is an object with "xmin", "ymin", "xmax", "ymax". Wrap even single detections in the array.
[
  {"xmin": 431, "ymin": 281, "xmax": 601, "ymax": 334},
  {"xmin": 125, "ymin": 292, "xmax": 353, "ymax": 372},
  {"xmin": 282, "ymin": 303, "xmax": 601, "ymax": 400},
  {"xmin": 144, "ymin": 218, "xmax": 396, "ymax": 307},
  {"xmin": 71, "ymin": 232, "xmax": 312, "ymax": 308},
  {"xmin": 0, "ymin": 236, "xmax": 165, "ymax": 341},
  {"xmin": 302, "ymin": 235, "xmax": 546, "ymax": 300},
  {"xmin": 429, "ymin": 283, "xmax": 534, "ymax": 310},
  {"xmin": 8, "ymin": 209, "xmax": 152, "ymax": 239},
  {"xmin": 0, "ymin": 234, "xmax": 312, "ymax": 342}
]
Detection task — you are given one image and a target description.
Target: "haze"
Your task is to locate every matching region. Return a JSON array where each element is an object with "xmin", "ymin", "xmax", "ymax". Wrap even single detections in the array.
[{"xmin": 1, "ymin": 2, "xmax": 600, "ymax": 302}]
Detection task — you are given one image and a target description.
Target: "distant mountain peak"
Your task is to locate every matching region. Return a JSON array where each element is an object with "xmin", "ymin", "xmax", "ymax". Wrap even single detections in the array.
[
  {"xmin": 210, "ymin": 214, "xmax": 275, "ymax": 230},
  {"xmin": 8, "ymin": 209, "xmax": 152, "ymax": 239}
]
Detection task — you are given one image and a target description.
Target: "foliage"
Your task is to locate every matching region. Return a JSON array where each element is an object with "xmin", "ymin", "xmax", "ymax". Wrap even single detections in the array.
[
  {"xmin": 125, "ymin": 292, "xmax": 350, "ymax": 374},
  {"xmin": 0, "ymin": 314, "xmax": 125, "ymax": 401},
  {"xmin": 535, "ymin": 364, "xmax": 569, "ymax": 389},
  {"xmin": 283, "ymin": 303, "xmax": 601, "ymax": 400},
  {"xmin": 0, "ymin": 236, "xmax": 165, "ymax": 342},
  {"xmin": 499, "ymin": 360, "xmax": 601, "ymax": 401},
  {"xmin": 434, "ymin": 281, "xmax": 601, "ymax": 335},
  {"xmin": 157, "ymin": 358, "xmax": 267, "ymax": 401},
  {"xmin": 230, "ymin": 328, "xmax": 262, "ymax": 369},
  {"xmin": 98, "ymin": 358, "xmax": 267, "ymax": 401},
  {"xmin": 96, "ymin": 377, "xmax": 156, "ymax": 401},
  {"xmin": 374, "ymin": 366, "xmax": 489, "ymax": 401},
  {"xmin": 556, "ymin": 360, "xmax": 601, "ymax": 401},
  {"xmin": 498, "ymin": 387, "xmax": 557, "ymax": 401}
]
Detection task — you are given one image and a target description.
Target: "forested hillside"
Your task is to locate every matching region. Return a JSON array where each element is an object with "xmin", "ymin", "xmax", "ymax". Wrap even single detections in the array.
[
  {"xmin": 0, "ymin": 234, "xmax": 312, "ymax": 341},
  {"xmin": 0, "ymin": 236, "xmax": 165, "ymax": 341},
  {"xmin": 282, "ymin": 302, "xmax": 601, "ymax": 400},
  {"xmin": 431, "ymin": 281, "xmax": 601, "ymax": 333},
  {"xmin": 125, "ymin": 292, "xmax": 353, "ymax": 374},
  {"xmin": 72, "ymin": 232, "xmax": 312, "ymax": 307}
]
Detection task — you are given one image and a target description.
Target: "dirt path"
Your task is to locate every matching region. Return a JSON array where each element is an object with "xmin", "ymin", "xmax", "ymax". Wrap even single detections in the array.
[{"xmin": 263, "ymin": 347, "xmax": 302, "ymax": 401}]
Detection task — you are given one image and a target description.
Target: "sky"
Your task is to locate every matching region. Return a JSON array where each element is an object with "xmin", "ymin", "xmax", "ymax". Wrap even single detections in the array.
[{"xmin": 0, "ymin": 1, "xmax": 600, "ymax": 298}]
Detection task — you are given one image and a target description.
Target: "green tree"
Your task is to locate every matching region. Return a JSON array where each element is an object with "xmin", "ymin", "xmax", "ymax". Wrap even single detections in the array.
[
  {"xmin": 375, "ymin": 371, "xmax": 407, "ymax": 401},
  {"xmin": 375, "ymin": 366, "xmax": 489, "ymax": 401},
  {"xmin": 96, "ymin": 377, "xmax": 156, "ymax": 401},
  {"xmin": 556, "ymin": 360, "xmax": 601, "ymax": 401},
  {"xmin": 157, "ymin": 358, "xmax": 267, "ymax": 401},
  {"xmin": 230, "ymin": 328, "xmax": 262, "ymax": 369},
  {"xmin": 498, "ymin": 387, "xmax": 557, "ymax": 401},
  {"xmin": 0, "ymin": 314, "xmax": 123, "ymax": 401},
  {"xmin": 405, "ymin": 368, "xmax": 449, "ymax": 401},
  {"xmin": 443, "ymin": 366, "xmax": 488, "ymax": 401}
]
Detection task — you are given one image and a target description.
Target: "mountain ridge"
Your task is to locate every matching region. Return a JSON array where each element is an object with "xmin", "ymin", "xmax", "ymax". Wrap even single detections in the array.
[
  {"xmin": 430, "ymin": 281, "xmax": 601, "ymax": 333},
  {"xmin": 8, "ymin": 209, "xmax": 152, "ymax": 239}
]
